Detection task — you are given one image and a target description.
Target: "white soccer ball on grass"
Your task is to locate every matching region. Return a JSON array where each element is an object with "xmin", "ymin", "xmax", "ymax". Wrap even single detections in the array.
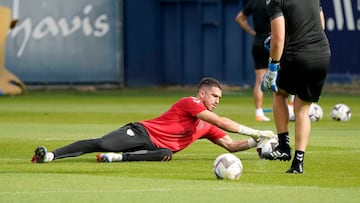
[
  {"xmin": 256, "ymin": 137, "xmax": 279, "ymax": 159},
  {"xmin": 288, "ymin": 103, "xmax": 323, "ymax": 122},
  {"xmin": 308, "ymin": 103, "xmax": 323, "ymax": 122},
  {"xmin": 213, "ymin": 153, "xmax": 243, "ymax": 180},
  {"xmin": 331, "ymin": 103, "xmax": 351, "ymax": 121}
]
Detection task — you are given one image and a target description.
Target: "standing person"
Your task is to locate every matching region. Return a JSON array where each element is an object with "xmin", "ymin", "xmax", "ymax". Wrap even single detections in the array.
[
  {"xmin": 235, "ymin": 0, "xmax": 271, "ymax": 122},
  {"xmin": 31, "ymin": 77, "xmax": 275, "ymax": 163},
  {"xmin": 261, "ymin": 0, "xmax": 331, "ymax": 173}
]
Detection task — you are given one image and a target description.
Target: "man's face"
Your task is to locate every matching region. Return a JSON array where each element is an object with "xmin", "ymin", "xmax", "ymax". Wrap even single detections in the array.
[{"xmin": 199, "ymin": 86, "xmax": 222, "ymax": 111}]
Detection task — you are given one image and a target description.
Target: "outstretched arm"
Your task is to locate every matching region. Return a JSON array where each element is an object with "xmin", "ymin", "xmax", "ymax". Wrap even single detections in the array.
[
  {"xmin": 213, "ymin": 134, "xmax": 256, "ymax": 152},
  {"xmin": 196, "ymin": 110, "xmax": 275, "ymax": 139}
]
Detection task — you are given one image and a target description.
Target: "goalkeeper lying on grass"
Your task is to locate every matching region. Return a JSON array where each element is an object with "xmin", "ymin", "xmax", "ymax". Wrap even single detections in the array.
[{"xmin": 31, "ymin": 77, "xmax": 275, "ymax": 163}]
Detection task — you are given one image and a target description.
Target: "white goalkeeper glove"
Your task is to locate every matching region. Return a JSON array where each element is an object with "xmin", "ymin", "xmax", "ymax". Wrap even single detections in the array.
[{"xmin": 238, "ymin": 125, "xmax": 276, "ymax": 140}]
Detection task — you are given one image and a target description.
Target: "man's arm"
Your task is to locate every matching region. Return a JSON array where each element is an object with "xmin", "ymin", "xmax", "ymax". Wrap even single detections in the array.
[
  {"xmin": 260, "ymin": 15, "xmax": 285, "ymax": 94},
  {"xmin": 213, "ymin": 134, "xmax": 255, "ymax": 152},
  {"xmin": 320, "ymin": 10, "xmax": 325, "ymax": 30},
  {"xmin": 235, "ymin": 11, "xmax": 256, "ymax": 36},
  {"xmin": 269, "ymin": 16, "xmax": 285, "ymax": 62},
  {"xmin": 197, "ymin": 110, "xmax": 241, "ymax": 133},
  {"xmin": 196, "ymin": 110, "xmax": 275, "ymax": 139}
]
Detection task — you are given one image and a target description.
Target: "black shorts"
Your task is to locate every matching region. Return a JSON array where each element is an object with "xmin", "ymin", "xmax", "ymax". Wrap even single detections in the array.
[
  {"xmin": 99, "ymin": 122, "xmax": 157, "ymax": 152},
  {"xmin": 277, "ymin": 56, "xmax": 330, "ymax": 102},
  {"xmin": 252, "ymin": 41, "xmax": 269, "ymax": 70}
]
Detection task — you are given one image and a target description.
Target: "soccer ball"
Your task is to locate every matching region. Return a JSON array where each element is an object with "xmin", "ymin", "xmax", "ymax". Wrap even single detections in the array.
[
  {"xmin": 288, "ymin": 103, "xmax": 323, "ymax": 121},
  {"xmin": 256, "ymin": 137, "xmax": 279, "ymax": 159},
  {"xmin": 331, "ymin": 103, "xmax": 351, "ymax": 121},
  {"xmin": 308, "ymin": 103, "xmax": 323, "ymax": 122},
  {"xmin": 213, "ymin": 153, "xmax": 243, "ymax": 180}
]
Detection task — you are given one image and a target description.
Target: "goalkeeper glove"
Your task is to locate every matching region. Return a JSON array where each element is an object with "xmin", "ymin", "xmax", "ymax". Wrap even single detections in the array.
[
  {"xmin": 238, "ymin": 125, "xmax": 276, "ymax": 140},
  {"xmin": 261, "ymin": 59, "xmax": 280, "ymax": 94}
]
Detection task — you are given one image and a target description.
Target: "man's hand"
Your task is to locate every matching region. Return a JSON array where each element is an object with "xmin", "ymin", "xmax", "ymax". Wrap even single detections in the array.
[
  {"xmin": 249, "ymin": 130, "xmax": 276, "ymax": 140},
  {"xmin": 261, "ymin": 62, "xmax": 279, "ymax": 94},
  {"xmin": 238, "ymin": 126, "xmax": 276, "ymax": 140},
  {"xmin": 258, "ymin": 130, "xmax": 276, "ymax": 139}
]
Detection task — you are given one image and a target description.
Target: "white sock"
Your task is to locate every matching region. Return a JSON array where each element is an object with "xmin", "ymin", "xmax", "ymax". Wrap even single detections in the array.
[
  {"xmin": 44, "ymin": 152, "xmax": 54, "ymax": 162},
  {"xmin": 256, "ymin": 109, "xmax": 264, "ymax": 116},
  {"xmin": 113, "ymin": 153, "xmax": 123, "ymax": 161},
  {"xmin": 107, "ymin": 153, "xmax": 123, "ymax": 162}
]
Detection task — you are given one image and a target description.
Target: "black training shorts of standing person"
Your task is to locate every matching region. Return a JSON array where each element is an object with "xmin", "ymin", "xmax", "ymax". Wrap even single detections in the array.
[{"xmin": 277, "ymin": 56, "xmax": 330, "ymax": 103}]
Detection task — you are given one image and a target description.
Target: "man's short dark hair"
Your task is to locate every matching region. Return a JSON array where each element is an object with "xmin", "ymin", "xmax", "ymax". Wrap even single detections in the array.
[{"xmin": 198, "ymin": 77, "xmax": 222, "ymax": 92}]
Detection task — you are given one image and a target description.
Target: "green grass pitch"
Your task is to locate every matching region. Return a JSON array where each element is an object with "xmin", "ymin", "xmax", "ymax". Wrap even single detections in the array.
[{"xmin": 0, "ymin": 88, "xmax": 359, "ymax": 203}]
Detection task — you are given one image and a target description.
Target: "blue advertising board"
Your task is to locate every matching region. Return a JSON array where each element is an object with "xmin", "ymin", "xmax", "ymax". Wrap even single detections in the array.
[
  {"xmin": 0, "ymin": 0, "xmax": 358, "ymax": 87},
  {"xmin": 123, "ymin": 0, "xmax": 360, "ymax": 87},
  {"xmin": 0, "ymin": 0, "xmax": 123, "ymax": 84},
  {"xmin": 322, "ymin": 0, "xmax": 360, "ymax": 81}
]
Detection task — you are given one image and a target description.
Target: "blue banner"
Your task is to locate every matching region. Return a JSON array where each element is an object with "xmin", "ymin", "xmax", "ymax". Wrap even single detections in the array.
[
  {"xmin": 322, "ymin": 0, "xmax": 360, "ymax": 81},
  {"xmin": 0, "ymin": 0, "xmax": 358, "ymax": 86},
  {"xmin": 0, "ymin": 0, "xmax": 122, "ymax": 84}
]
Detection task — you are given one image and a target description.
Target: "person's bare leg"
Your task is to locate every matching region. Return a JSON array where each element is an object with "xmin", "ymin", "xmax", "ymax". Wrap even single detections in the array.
[
  {"xmin": 254, "ymin": 69, "xmax": 270, "ymax": 121},
  {"xmin": 273, "ymin": 90, "xmax": 289, "ymax": 135},
  {"xmin": 285, "ymin": 97, "xmax": 311, "ymax": 173},
  {"xmin": 294, "ymin": 97, "xmax": 311, "ymax": 152},
  {"xmin": 264, "ymin": 90, "xmax": 291, "ymax": 161}
]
